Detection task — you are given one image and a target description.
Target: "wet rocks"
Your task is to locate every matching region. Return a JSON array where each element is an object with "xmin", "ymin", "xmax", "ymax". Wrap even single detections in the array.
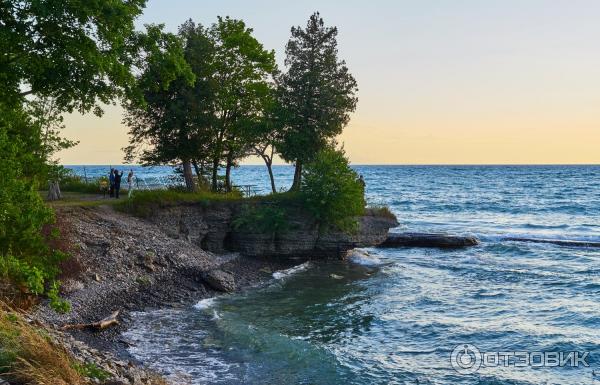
[
  {"xmin": 379, "ymin": 232, "xmax": 479, "ymax": 248},
  {"xmin": 203, "ymin": 269, "xmax": 236, "ymax": 292}
]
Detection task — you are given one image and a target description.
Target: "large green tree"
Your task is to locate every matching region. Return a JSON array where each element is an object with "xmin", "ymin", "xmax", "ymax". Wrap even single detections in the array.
[
  {"xmin": 0, "ymin": 0, "xmax": 190, "ymax": 302},
  {"xmin": 208, "ymin": 17, "xmax": 277, "ymax": 191},
  {"xmin": 123, "ymin": 21, "xmax": 204, "ymax": 191},
  {"xmin": 277, "ymin": 12, "xmax": 358, "ymax": 190},
  {"xmin": 1, "ymin": 0, "xmax": 147, "ymax": 113}
]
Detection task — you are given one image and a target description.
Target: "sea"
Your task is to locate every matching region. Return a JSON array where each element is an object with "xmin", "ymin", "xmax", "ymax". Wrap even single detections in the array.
[{"xmin": 67, "ymin": 165, "xmax": 600, "ymax": 384}]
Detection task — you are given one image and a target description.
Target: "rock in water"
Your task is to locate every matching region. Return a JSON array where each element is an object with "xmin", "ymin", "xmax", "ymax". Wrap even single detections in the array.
[
  {"xmin": 203, "ymin": 269, "xmax": 236, "ymax": 292},
  {"xmin": 380, "ymin": 232, "xmax": 479, "ymax": 248}
]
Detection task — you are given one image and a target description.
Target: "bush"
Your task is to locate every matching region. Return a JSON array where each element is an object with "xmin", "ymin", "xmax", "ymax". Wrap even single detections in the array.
[
  {"xmin": 0, "ymin": 127, "xmax": 69, "ymax": 309},
  {"xmin": 301, "ymin": 148, "xmax": 365, "ymax": 232}
]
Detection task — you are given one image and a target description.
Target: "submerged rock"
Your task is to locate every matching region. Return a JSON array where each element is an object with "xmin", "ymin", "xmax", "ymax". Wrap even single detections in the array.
[
  {"xmin": 203, "ymin": 269, "xmax": 236, "ymax": 292},
  {"xmin": 380, "ymin": 232, "xmax": 479, "ymax": 248}
]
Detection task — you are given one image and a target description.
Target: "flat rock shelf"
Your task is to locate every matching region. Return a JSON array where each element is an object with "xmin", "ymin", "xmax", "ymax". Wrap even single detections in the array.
[{"xmin": 379, "ymin": 232, "xmax": 480, "ymax": 248}]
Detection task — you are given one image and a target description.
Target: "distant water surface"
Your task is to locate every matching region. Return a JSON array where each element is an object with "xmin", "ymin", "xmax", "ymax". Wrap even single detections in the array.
[{"xmin": 68, "ymin": 165, "xmax": 600, "ymax": 384}]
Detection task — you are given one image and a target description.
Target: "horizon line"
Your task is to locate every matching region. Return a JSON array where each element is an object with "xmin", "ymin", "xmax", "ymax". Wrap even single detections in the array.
[{"xmin": 62, "ymin": 163, "xmax": 600, "ymax": 167}]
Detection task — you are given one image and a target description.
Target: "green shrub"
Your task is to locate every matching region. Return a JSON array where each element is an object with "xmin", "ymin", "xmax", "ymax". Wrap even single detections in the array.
[
  {"xmin": 0, "ymin": 127, "xmax": 68, "ymax": 309},
  {"xmin": 47, "ymin": 282, "xmax": 71, "ymax": 314},
  {"xmin": 232, "ymin": 204, "xmax": 290, "ymax": 235},
  {"xmin": 301, "ymin": 148, "xmax": 365, "ymax": 233}
]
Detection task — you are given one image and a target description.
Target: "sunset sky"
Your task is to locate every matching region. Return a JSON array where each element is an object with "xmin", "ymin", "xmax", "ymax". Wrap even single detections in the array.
[{"xmin": 59, "ymin": 0, "xmax": 600, "ymax": 165}]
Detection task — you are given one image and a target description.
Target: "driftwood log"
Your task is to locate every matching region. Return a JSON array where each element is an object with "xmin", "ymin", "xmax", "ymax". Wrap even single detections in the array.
[{"xmin": 61, "ymin": 310, "xmax": 120, "ymax": 331}]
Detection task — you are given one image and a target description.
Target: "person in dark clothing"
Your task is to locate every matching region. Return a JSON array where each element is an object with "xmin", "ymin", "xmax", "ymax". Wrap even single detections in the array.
[
  {"xmin": 114, "ymin": 169, "xmax": 124, "ymax": 198},
  {"xmin": 109, "ymin": 168, "xmax": 115, "ymax": 197}
]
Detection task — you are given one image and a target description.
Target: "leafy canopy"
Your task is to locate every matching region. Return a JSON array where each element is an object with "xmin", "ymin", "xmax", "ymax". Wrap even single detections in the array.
[
  {"xmin": 1, "ymin": 0, "xmax": 149, "ymax": 113},
  {"xmin": 277, "ymin": 12, "xmax": 358, "ymax": 166}
]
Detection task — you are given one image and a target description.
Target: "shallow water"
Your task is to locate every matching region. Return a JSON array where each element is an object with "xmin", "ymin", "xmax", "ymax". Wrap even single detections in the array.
[{"xmin": 72, "ymin": 165, "xmax": 600, "ymax": 384}]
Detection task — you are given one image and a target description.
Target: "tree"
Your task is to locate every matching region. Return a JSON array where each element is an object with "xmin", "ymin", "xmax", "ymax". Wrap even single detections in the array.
[
  {"xmin": 208, "ymin": 17, "xmax": 277, "ymax": 191},
  {"xmin": 247, "ymin": 90, "xmax": 281, "ymax": 193},
  {"xmin": 1, "ymin": 0, "xmax": 147, "ymax": 113},
  {"xmin": 123, "ymin": 21, "xmax": 207, "ymax": 191},
  {"xmin": 278, "ymin": 12, "xmax": 358, "ymax": 190},
  {"xmin": 0, "ymin": 1, "xmax": 189, "ymax": 303},
  {"xmin": 26, "ymin": 98, "xmax": 78, "ymax": 200}
]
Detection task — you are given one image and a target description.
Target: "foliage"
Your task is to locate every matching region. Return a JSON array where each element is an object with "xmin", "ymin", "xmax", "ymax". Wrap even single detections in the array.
[
  {"xmin": 1, "ymin": 0, "xmax": 146, "ymax": 114},
  {"xmin": 277, "ymin": 12, "xmax": 358, "ymax": 189},
  {"xmin": 233, "ymin": 204, "xmax": 290, "ymax": 235},
  {"xmin": 0, "ymin": 306, "xmax": 86, "ymax": 384},
  {"xmin": 1, "ymin": 0, "xmax": 192, "ymax": 310},
  {"xmin": 301, "ymin": 148, "xmax": 365, "ymax": 232},
  {"xmin": 26, "ymin": 98, "xmax": 79, "ymax": 181},
  {"xmin": 123, "ymin": 19, "xmax": 210, "ymax": 191},
  {"xmin": 47, "ymin": 282, "xmax": 71, "ymax": 314},
  {"xmin": 124, "ymin": 17, "xmax": 277, "ymax": 191},
  {"xmin": 73, "ymin": 362, "xmax": 110, "ymax": 381}
]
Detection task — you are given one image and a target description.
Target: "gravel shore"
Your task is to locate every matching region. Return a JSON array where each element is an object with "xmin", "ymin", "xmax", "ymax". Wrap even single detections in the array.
[{"xmin": 32, "ymin": 205, "xmax": 300, "ymax": 384}]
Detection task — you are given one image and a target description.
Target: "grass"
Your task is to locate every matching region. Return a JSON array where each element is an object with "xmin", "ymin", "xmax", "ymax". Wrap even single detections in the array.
[
  {"xmin": 365, "ymin": 205, "xmax": 397, "ymax": 220},
  {"xmin": 59, "ymin": 178, "xmax": 104, "ymax": 195},
  {"xmin": 0, "ymin": 304, "xmax": 170, "ymax": 385},
  {"xmin": 39, "ymin": 191, "xmax": 120, "ymax": 208},
  {"xmin": 0, "ymin": 304, "xmax": 86, "ymax": 385},
  {"xmin": 115, "ymin": 189, "xmax": 245, "ymax": 217}
]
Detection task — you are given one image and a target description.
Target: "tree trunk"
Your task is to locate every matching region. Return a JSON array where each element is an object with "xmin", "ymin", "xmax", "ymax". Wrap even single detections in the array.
[
  {"xmin": 47, "ymin": 180, "xmax": 62, "ymax": 201},
  {"xmin": 262, "ymin": 155, "xmax": 276, "ymax": 194},
  {"xmin": 192, "ymin": 160, "xmax": 201, "ymax": 180},
  {"xmin": 290, "ymin": 160, "xmax": 302, "ymax": 191},
  {"xmin": 182, "ymin": 159, "xmax": 196, "ymax": 192},
  {"xmin": 225, "ymin": 152, "xmax": 233, "ymax": 192},
  {"xmin": 211, "ymin": 156, "xmax": 219, "ymax": 191}
]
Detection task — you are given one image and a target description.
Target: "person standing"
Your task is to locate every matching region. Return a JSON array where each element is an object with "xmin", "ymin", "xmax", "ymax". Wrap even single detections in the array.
[
  {"xmin": 114, "ymin": 169, "xmax": 123, "ymax": 199},
  {"xmin": 127, "ymin": 169, "xmax": 134, "ymax": 198},
  {"xmin": 109, "ymin": 168, "xmax": 115, "ymax": 197}
]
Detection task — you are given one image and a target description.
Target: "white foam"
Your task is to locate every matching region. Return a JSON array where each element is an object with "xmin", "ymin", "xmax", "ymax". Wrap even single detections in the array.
[
  {"xmin": 348, "ymin": 249, "xmax": 383, "ymax": 266},
  {"xmin": 194, "ymin": 297, "xmax": 216, "ymax": 310},
  {"xmin": 272, "ymin": 262, "xmax": 311, "ymax": 280}
]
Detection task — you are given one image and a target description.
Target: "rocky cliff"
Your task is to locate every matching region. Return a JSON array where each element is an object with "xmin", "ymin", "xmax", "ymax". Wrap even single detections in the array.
[{"xmin": 140, "ymin": 201, "xmax": 398, "ymax": 258}]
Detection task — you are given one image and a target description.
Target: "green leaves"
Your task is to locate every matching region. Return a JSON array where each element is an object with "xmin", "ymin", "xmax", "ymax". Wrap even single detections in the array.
[
  {"xmin": 301, "ymin": 148, "xmax": 365, "ymax": 233},
  {"xmin": 277, "ymin": 12, "xmax": 358, "ymax": 167},
  {"xmin": 1, "ymin": 0, "xmax": 148, "ymax": 113}
]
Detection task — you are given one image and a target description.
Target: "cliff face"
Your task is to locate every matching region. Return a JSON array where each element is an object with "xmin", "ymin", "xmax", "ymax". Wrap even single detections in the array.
[{"xmin": 142, "ymin": 202, "xmax": 398, "ymax": 258}]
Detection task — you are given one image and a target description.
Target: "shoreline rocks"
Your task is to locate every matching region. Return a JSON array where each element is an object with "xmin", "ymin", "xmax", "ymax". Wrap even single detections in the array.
[
  {"xmin": 379, "ymin": 232, "xmax": 479, "ymax": 248},
  {"xmin": 32, "ymin": 205, "xmax": 301, "ymax": 384},
  {"xmin": 141, "ymin": 202, "xmax": 399, "ymax": 259},
  {"xmin": 203, "ymin": 269, "xmax": 236, "ymax": 292}
]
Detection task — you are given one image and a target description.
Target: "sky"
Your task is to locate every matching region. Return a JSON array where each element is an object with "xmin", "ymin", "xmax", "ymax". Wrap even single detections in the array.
[{"xmin": 59, "ymin": 0, "xmax": 600, "ymax": 165}]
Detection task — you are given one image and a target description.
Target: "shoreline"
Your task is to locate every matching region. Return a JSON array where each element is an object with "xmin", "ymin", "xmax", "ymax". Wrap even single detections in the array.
[{"xmin": 32, "ymin": 205, "xmax": 304, "ymax": 383}]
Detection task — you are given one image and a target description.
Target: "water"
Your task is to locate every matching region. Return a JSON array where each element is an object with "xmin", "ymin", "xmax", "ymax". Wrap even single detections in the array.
[{"xmin": 72, "ymin": 165, "xmax": 600, "ymax": 384}]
